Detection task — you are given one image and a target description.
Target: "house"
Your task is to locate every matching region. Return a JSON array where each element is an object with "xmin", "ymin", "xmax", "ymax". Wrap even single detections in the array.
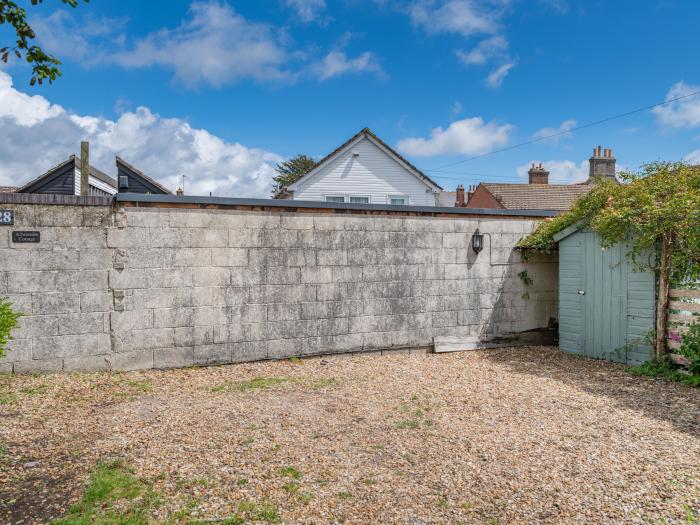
[
  {"xmin": 116, "ymin": 157, "xmax": 172, "ymax": 195},
  {"xmin": 283, "ymin": 128, "xmax": 443, "ymax": 206},
  {"xmin": 15, "ymin": 155, "xmax": 118, "ymax": 197},
  {"xmin": 13, "ymin": 153, "xmax": 172, "ymax": 196},
  {"xmin": 465, "ymin": 146, "xmax": 618, "ymax": 211}
]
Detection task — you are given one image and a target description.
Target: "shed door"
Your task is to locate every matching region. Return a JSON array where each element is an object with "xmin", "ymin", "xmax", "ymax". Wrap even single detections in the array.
[
  {"xmin": 582, "ymin": 234, "xmax": 628, "ymax": 362},
  {"xmin": 559, "ymin": 232, "xmax": 628, "ymax": 362}
]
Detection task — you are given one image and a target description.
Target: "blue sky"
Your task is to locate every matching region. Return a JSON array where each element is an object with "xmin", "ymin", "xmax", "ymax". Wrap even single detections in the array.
[{"xmin": 1, "ymin": 0, "xmax": 700, "ymax": 196}]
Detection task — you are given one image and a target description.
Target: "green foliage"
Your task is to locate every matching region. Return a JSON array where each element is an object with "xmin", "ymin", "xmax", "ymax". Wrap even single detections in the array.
[
  {"xmin": 630, "ymin": 359, "xmax": 700, "ymax": 388},
  {"xmin": 0, "ymin": 0, "xmax": 89, "ymax": 85},
  {"xmin": 209, "ymin": 376, "xmax": 290, "ymax": 393},
  {"xmin": 52, "ymin": 460, "xmax": 160, "ymax": 524},
  {"xmin": 0, "ymin": 297, "xmax": 21, "ymax": 359},
  {"xmin": 271, "ymin": 154, "xmax": 316, "ymax": 198},
  {"xmin": 519, "ymin": 162, "xmax": 700, "ymax": 283},
  {"xmin": 517, "ymin": 177, "xmax": 621, "ymax": 255},
  {"xmin": 678, "ymin": 323, "xmax": 700, "ymax": 375}
]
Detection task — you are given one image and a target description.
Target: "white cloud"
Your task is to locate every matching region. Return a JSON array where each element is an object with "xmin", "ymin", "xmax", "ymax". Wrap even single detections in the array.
[
  {"xmin": 0, "ymin": 71, "xmax": 280, "ymax": 197},
  {"xmin": 684, "ymin": 149, "xmax": 700, "ymax": 164},
  {"xmin": 532, "ymin": 118, "xmax": 577, "ymax": 142},
  {"xmin": 285, "ymin": 0, "xmax": 327, "ymax": 23},
  {"xmin": 451, "ymin": 100, "xmax": 463, "ymax": 117},
  {"xmin": 396, "ymin": 117, "xmax": 513, "ymax": 156},
  {"xmin": 409, "ymin": 0, "xmax": 501, "ymax": 38},
  {"xmin": 111, "ymin": 1, "xmax": 292, "ymax": 87},
  {"xmin": 30, "ymin": 10, "xmax": 125, "ymax": 63},
  {"xmin": 516, "ymin": 159, "xmax": 589, "ymax": 184},
  {"xmin": 485, "ymin": 62, "xmax": 514, "ymax": 88},
  {"xmin": 653, "ymin": 81, "xmax": 700, "ymax": 128},
  {"xmin": 455, "ymin": 35, "xmax": 507, "ymax": 65},
  {"xmin": 311, "ymin": 50, "xmax": 384, "ymax": 81}
]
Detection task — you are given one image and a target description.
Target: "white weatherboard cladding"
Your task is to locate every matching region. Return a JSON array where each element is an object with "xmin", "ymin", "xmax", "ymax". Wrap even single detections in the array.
[{"xmin": 293, "ymin": 137, "xmax": 437, "ymax": 206}]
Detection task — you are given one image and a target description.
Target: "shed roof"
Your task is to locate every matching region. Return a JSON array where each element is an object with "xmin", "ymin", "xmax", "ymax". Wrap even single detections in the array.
[
  {"xmin": 16, "ymin": 155, "xmax": 117, "ymax": 193},
  {"xmin": 481, "ymin": 182, "xmax": 592, "ymax": 211},
  {"xmin": 116, "ymin": 157, "xmax": 173, "ymax": 195}
]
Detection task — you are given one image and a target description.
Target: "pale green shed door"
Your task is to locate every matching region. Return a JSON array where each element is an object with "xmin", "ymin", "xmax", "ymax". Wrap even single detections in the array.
[{"xmin": 558, "ymin": 229, "xmax": 655, "ymax": 365}]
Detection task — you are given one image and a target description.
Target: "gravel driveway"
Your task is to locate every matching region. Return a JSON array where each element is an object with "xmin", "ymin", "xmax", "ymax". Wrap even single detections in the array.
[{"xmin": 1, "ymin": 346, "xmax": 699, "ymax": 524}]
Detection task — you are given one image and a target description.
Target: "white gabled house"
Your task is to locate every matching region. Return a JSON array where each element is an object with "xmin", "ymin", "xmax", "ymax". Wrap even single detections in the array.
[{"xmin": 284, "ymin": 128, "xmax": 443, "ymax": 206}]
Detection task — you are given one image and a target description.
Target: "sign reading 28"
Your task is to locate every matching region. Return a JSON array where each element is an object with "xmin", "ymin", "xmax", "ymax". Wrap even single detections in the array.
[{"xmin": 0, "ymin": 210, "xmax": 13, "ymax": 225}]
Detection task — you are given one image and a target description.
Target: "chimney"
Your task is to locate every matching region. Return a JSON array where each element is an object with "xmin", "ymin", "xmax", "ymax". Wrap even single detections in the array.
[
  {"xmin": 589, "ymin": 145, "xmax": 617, "ymax": 181},
  {"xmin": 176, "ymin": 187, "xmax": 184, "ymax": 196},
  {"xmin": 455, "ymin": 185, "xmax": 465, "ymax": 207},
  {"xmin": 528, "ymin": 162, "xmax": 549, "ymax": 184},
  {"xmin": 80, "ymin": 141, "xmax": 89, "ymax": 196},
  {"xmin": 467, "ymin": 185, "xmax": 475, "ymax": 205}
]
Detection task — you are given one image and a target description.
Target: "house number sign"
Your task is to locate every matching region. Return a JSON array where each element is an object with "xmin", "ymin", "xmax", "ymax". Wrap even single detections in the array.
[{"xmin": 0, "ymin": 210, "xmax": 13, "ymax": 225}]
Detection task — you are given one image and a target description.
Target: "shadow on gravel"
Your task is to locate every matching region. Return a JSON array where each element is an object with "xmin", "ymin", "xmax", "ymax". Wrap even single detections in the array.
[{"xmin": 483, "ymin": 346, "xmax": 700, "ymax": 439}]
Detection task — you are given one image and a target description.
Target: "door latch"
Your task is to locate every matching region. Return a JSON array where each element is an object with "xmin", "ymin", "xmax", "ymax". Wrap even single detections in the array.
[{"xmin": 577, "ymin": 289, "xmax": 586, "ymax": 295}]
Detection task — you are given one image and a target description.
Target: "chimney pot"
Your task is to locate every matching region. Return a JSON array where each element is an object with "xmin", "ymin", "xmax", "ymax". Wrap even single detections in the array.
[
  {"xmin": 455, "ymin": 185, "xmax": 466, "ymax": 207},
  {"xmin": 589, "ymin": 145, "xmax": 617, "ymax": 180}
]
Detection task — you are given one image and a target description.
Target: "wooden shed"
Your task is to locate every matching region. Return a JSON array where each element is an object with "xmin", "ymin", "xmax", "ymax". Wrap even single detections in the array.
[{"xmin": 554, "ymin": 225, "xmax": 656, "ymax": 365}]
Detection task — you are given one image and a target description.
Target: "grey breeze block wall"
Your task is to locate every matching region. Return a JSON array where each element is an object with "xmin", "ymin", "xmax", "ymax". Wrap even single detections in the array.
[{"xmin": 0, "ymin": 204, "xmax": 558, "ymax": 373}]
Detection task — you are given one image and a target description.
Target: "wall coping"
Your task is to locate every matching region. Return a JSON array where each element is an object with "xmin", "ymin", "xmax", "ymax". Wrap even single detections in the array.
[
  {"xmin": 0, "ymin": 193, "xmax": 112, "ymax": 206},
  {"xmin": 116, "ymin": 193, "xmax": 559, "ymax": 219}
]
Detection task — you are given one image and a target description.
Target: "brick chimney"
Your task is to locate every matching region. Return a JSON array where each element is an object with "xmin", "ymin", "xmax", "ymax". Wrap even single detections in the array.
[
  {"xmin": 528, "ymin": 162, "xmax": 549, "ymax": 184},
  {"xmin": 455, "ymin": 185, "xmax": 465, "ymax": 207},
  {"xmin": 589, "ymin": 146, "xmax": 616, "ymax": 180},
  {"xmin": 467, "ymin": 185, "xmax": 475, "ymax": 205}
]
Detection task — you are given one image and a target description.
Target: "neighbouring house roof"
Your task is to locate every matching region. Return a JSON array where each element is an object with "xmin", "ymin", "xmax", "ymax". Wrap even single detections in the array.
[
  {"xmin": 116, "ymin": 157, "xmax": 172, "ymax": 195},
  {"xmin": 16, "ymin": 155, "xmax": 117, "ymax": 193},
  {"xmin": 0, "ymin": 186, "xmax": 16, "ymax": 193},
  {"xmin": 480, "ymin": 182, "xmax": 593, "ymax": 211},
  {"xmin": 286, "ymin": 127, "xmax": 443, "ymax": 193}
]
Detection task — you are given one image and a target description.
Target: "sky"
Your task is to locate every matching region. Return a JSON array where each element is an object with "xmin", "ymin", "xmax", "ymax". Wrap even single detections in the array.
[{"xmin": 2, "ymin": 0, "xmax": 700, "ymax": 197}]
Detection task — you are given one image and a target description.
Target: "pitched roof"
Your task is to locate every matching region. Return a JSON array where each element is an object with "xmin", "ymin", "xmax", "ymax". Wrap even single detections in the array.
[
  {"xmin": 16, "ymin": 155, "xmax": 117, "ymax": 193},
  {"xmin": 287, "ymin": 128, "xmax": 443, "ymax": 192},
  {"xmin": 116, "ymin": 157, "xmax": 173, "ymax": 195},
  {"xmin": 480, "ymin": 182, "xmax": 592, "ymax": 211}
]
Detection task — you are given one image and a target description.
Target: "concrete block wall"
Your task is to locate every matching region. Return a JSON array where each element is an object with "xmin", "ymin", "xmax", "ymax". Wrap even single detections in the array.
[{"xmin": 0, "ymin": 204, "xmax": 557, "ymax": 373}]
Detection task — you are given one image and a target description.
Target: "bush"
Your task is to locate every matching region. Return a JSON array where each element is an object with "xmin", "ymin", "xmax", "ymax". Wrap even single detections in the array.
[
  {"xmin": 679, "ymin": 323, "xmax": 700, "ymax": 375},
  {"xmin": 0, "ymin": 297, "xmax": 21, "ymax": 359}
]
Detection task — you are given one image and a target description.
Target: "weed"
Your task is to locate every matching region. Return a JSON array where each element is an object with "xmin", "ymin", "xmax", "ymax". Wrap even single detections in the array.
[
  {"xmin": 211, "ymin": 377, "xmax": 290, "ymax": 393},
  {"xmin": 288, "ymin": 357, "xmax": 303, "ymax": 364},
  {"xmin": 397, "ymin": 419, "xmax": 420, "ymax": 429},
  {"xmin": 279, "ymin": 466, "xmax": 302, "ymax": 480},
  {"xmin": 283, "ymin": 481, "xmax": 300, "ymax": 494},
  {"xmin": 362, "ymin": 477, "xmax": 377, "ymax": 485},
  {"xmin": 249, "ymin": 501, "xmax": 281, "ymax": 523},
  {"xmin": 310, "ymin": 378, "xmax": 336, "ymax": 390},
  {"xmin": 297, "ymin": 492, "xmax": 314, "ymax": 505},
  {"xmin": 20, "ymin": 385, "xmax": 48, "ymax": 396},
  {"xmin": 436, "ymin": 497, "xmax": 449, "ymax": 510},
  {"xmin": 337, "ymin": 491, "xmax": 353, "ymax": 500},
  {"xmin": 0, "ymin": 391, "xmax": 18, "ymax": 405},
  {"xmin": 370, "ymin": 444, "xmax": 385, "ymax": 450},
  {"xmin": 52, "ymin": 460, "xmax": 159, "ymax": 524},
  {"xmin": 410, "ymin": 393, "xmax": 419, "ymax": 401},
  {"xmin": 235, "ymin": 478, "xmax": 247, "ymax": 487},
  {"xmin": 630, "ymin": 360, "xmax": 700, "ymax": 388}
]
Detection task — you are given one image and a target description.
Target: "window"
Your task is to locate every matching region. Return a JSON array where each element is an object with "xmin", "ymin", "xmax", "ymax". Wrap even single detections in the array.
[
  {"xmin": 388, "ymin": 195, "xmax": 407, "ymax": 205},
  {"xmin": 349, "ymin": 196, "xmax": 370, "ymax": 204},
  {"xmin": 325, "ymin": 195, "xmax": 345, "ymax": 203}
]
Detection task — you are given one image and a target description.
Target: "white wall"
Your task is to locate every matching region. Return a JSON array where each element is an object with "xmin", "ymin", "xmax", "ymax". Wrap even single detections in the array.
[{"xmin": 292, "ymin": 137, "xmax": 437, "ymax": 206}]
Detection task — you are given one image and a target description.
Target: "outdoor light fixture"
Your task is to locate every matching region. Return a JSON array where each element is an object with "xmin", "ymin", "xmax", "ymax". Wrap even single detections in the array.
[{"xmin": 472, "ymin": 229, "xmax": 484, "ymax": 253}]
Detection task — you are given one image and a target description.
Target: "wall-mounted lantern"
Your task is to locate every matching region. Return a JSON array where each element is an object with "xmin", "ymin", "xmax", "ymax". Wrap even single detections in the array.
[{"xmin": 472, "ymin": 229, "xmax": 484, "ymax": 253}]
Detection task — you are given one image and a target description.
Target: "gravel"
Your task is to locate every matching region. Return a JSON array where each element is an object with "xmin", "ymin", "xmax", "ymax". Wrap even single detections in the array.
[{"xmin": 1, "ymin": 346, "xmax": 699, "ymax": 524}]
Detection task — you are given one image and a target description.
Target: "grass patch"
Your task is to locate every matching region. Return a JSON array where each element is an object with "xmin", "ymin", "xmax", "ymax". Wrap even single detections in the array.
[
  {"xmin": 288, "ymin": 357, "xmax": 303, "ymax": 364},
  {"xmin": 52, "ymin": 460, "xmax": 160, "ymax": 525},
  {"xmin": 237, "ymin": 501, "xmax": 280, "ymax": 523},
  {"xmin": 209, "ymin": 377, "xmax": 290, "ymax": 393},
  {"xmin": 630, "ymin": 360, "xmax": 700, "ymax": 387},
  {"xmin": 297, "ymin": 492, "xmax": 314, "ymax": 505},
  {"xmin": 337, "ymin": 491, "xmax": 353, "ymax": 500},
  {"xmin": 309, "ymin": 378, "xmax": 336, "ymax": 390},
  {"xmin": 20, "ymin": 385, "xmax": 49, "ymax": 396},
  {"xmin": 283, "ymin": 481, "xmax": 300, "ymax": 494},
  {"xmin": 279, "ymin": 466, "xmax": 302, "ymax": 480},
  {"xmin": 0, "ymin": 391, "xmax": 18, "ymax": 405},
  {"xmin": 397, "ymin": 419, "xmax": 420, "ymax": 429}
]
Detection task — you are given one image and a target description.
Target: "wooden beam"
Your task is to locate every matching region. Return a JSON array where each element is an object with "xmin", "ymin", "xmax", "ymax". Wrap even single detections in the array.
[
  {"xmin": 670, "ymin": 289, "xmax": 700, "ymax": 299},
  {"xmin": 80, "ymin": 141, "xmax": 89, "ymax": 197},
  {"xmin": 669, "ymin": 300, "xmax": 700, "ymax": 313}
]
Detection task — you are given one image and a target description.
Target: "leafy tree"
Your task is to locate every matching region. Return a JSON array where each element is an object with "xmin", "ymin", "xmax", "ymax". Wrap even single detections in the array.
[
  {"xmin": 0, "ymin": 0, "xmax": 89, "ymax": 85},
  {"xmin": 271, "ymin": 154, "xmax": 316, "ymax": 198},
  {"xmin": 0, "ymin": 297, "xmax": 21, "ymax": 359},
  {"xmin": 520, "ymin": 162, "xmax": 700, "ymax": 357}
]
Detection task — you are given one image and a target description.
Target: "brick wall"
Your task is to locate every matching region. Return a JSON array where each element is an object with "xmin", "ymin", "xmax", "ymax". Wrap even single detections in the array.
[{"xmin": 0, "ymin": 204, "xmax": 557, "ymax": 373}]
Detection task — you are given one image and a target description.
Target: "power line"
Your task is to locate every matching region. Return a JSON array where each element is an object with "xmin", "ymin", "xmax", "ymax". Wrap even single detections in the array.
[{"xmin": 423, "ymin": 88, "xmax": 700, "ymax": 173}]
